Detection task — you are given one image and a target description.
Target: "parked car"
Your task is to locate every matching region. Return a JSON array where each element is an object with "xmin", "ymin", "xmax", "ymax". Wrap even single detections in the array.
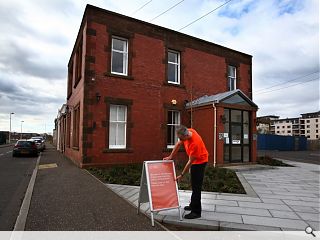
[
  {"xmin": 29, "ymin": 138, "xmax": 45, "ymax": 152},
  {"xmin": 12, "ymin": 140, "xmax": 39, "ymax": 157},
  {"xmin": 30, "ymin": 136, "xmax": 46, "ymax": 151}
]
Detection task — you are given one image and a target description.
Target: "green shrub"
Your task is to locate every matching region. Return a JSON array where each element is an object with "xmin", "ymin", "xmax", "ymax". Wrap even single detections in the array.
[
  {"xmin": 257, "ymin": 156, "xmax": 294, "ymax": 167},
  {"xmin": 89, "ymin": 162, "xmax": 246, "ymax": 194}
]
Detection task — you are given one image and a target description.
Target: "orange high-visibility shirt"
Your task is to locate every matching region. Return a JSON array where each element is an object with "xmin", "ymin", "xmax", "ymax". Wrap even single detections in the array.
[{"xmin": 183, "ymin": 128, "xmax": 208, "ymax": 165}]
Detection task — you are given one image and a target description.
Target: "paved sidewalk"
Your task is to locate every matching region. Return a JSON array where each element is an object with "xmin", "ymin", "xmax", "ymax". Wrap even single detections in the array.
[
  {"xmin": 24, "ymin": 145, "xmax": 164, "ymax": 230},
  {"xmin": 107, "ymin": 160, "xmax": 320, "ymax": 231}
]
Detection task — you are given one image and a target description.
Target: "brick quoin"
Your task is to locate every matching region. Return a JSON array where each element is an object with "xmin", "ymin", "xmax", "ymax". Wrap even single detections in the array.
[{"xmin": 63, "ymin": 4, "xmax": 257, "ymax": 168}]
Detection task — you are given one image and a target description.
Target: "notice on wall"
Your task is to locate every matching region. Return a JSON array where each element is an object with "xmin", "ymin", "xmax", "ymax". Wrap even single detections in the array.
[{"xmin": 232, "ymin": 140, "xmax": 241, "ymax": 144}]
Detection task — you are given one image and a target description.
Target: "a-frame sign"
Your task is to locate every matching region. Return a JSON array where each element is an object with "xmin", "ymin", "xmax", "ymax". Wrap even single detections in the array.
[{"xmin": 137, "ymin": 160, "xmax": 182, "ymax": 226}]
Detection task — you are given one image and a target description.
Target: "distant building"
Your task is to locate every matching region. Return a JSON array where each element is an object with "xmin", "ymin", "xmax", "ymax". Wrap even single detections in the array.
[
  {"xmin": 300, "ymin": 111, "xmax": 320, "ymax": 140},
  {"xmin": 259, "ymin": 111, "xmax": 319, "ymax": 140},
  {"xmin": 270, "ymin": 117, "xmax": 299, "ymax": 136},
  {"xmin": 256, "ymin": 115, "xmax": 279, "ymax": 134}
]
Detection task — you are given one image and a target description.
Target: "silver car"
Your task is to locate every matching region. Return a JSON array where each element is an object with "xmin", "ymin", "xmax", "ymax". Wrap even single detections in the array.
[{"xmin": 30, "ymin": 137, "xmax": 46, "ymax": 151}]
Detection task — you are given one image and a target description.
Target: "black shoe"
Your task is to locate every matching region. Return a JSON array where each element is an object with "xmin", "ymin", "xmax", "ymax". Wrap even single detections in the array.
[
  {"xmin": 184, "ymin": 205, "xmax": 192, "ymax": 211},
  {"xmin": 184, "ymin": 212, "xmax": 201, "ymax": 219}
]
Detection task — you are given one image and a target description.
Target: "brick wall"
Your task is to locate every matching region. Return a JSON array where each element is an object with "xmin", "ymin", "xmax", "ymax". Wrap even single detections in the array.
[{"xmin": 65, "ymin": 5, "xmax": 253, "ymax": 167}]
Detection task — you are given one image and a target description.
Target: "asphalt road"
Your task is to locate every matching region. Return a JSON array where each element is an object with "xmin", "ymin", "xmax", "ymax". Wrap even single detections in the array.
[{"xmin": 0, "ymin": 145, "xmax": 37, "ymax": 230}]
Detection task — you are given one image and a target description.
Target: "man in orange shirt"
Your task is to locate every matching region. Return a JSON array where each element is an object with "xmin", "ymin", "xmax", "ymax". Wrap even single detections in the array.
[{"xmin": 163, "ymin": 125, "xmax": 208, "ymax": 219}]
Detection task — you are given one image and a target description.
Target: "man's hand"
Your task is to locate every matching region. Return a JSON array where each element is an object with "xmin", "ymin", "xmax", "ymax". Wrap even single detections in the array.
[
  {"xmin": 163, "ymin": 156, "xmax": 172, "ymax": 160},
  {"xmin": 175, "ymin": 175, "xmax": 183, "ymax": 181}
]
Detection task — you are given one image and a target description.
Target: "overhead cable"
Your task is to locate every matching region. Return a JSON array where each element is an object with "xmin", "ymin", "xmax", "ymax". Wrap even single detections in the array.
[
  {"xmin": 257, "ymin": 77, "xmax": 319, "ymax": 94},
  {"xmin": 256, "ymin": 70, "xmax": 319, "ymax": 93},
  {"xmin": 150, "ymin": 0, "xmax": 185, "ymax": 22},
  {"xmin": 178, "ymin": 0, "xmax": 233, "ymax": 31},
  {"xmin": 131, "ymin": 0, "xmax": 153, "ymax": 15}
]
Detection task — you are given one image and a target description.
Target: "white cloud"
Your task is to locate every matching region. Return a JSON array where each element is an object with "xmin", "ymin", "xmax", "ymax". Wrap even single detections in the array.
[{"xmin": 0, "ymin": 0, "xmax": 318, "ymax": 133}]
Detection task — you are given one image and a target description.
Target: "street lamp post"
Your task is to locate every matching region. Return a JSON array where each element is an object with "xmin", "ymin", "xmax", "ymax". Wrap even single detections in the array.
[
  {"xmin": 9, "ymin": 112, "xmax": 14, "ymax": 143},
  {"xmin": 20, "ymin": 121, "xmax": 24, "ymax": 139}
]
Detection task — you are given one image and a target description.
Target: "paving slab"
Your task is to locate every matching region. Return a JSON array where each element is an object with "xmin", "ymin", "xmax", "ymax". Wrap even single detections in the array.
[
  {"xmin": 216, "ymin": 205, "xmax": 271, "ymax": 217},
  {"xmin": 296, "ymin": 212, "xmax": 320, "ymax": 222},
  {"xmin": 201, "ymin": 211, "xmax": 243, "ymax": 223},
  {"xmin": 283, "ymin": 199, "xmax": 320, "ymax": 208},
  {"xmin": 238, "ymin": 202, "xmax": 292, "ymax": 211},
  {"xmin": 269, "ymin": 210, "xmax": 300, "ymax": 220},
  {"xmin": 242, "ymin": 215, "xmax": 307, "ymax": 230},
  {"xmin": 104, "ymin": 160, "xmax": 320, "ymax": 231}
]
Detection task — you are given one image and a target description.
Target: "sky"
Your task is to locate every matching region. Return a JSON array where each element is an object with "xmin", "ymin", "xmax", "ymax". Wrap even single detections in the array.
[{"xmin": 0, "ymin": 0, "xmax": 319, "ymax": 134}]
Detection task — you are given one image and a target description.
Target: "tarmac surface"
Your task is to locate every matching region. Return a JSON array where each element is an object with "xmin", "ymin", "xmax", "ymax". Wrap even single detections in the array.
[
  {"xmin": 7, "ymin": 144, "xmax": 319, "ymax": 231},
  {"xmin": 24, "ymin": 145, "xmax": 163, "ymax": 230}
]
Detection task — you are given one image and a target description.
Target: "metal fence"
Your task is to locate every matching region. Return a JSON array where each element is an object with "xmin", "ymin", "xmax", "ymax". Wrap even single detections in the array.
[{"xmin": 257, "ymin": 134, "xmax": 307, "ymax": 151}]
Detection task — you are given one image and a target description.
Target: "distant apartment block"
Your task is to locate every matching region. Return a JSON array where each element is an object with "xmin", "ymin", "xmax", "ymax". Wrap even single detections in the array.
[
  {"xmin": 299, "ymin": 111, "xmax": 320, "ymax": 140},
  {"xmin": 257, "ymin": 111, "xmax": 320, "ymax": 140}
]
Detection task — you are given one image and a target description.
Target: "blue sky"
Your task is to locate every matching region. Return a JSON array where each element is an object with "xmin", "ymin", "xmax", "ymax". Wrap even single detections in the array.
[{"xmin": 0, "ymin": 0, "xmax": 318, "ymax": 133}]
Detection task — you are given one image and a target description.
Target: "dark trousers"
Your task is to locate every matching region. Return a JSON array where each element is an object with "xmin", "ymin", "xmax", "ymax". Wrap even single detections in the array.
[{"xmin": 190, "ymin": 162, "xmax": 207, "ymax": 215}]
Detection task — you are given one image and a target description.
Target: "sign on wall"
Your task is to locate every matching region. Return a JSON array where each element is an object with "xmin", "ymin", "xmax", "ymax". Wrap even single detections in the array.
[{"xmin": 137, "ymin": 160, "xmax": 182, "ymax": 226}]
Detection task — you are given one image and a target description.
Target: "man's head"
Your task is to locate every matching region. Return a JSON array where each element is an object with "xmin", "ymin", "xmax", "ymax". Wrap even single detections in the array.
[{"xmin": 176, "ymin": 125, "xmax": 191, "ymax": 141}]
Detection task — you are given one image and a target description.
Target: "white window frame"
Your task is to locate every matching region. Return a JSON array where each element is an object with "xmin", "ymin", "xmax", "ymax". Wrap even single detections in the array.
[
  {"xmin": 111, "ymin": 36, "xmax": 128, "ymax": 76},
  {"xmin": 109, "ymin": 104, "xmax": 127, "ymax": 149},
  {"xmin": 167, "ymin": 50, "xmax": 180, "ymax": 85},
  {"xmin": 167, "ymin": 110, "xmax": 181, "ymax": 148},
  {"xmin": 228, "ymin": 65, "xmax": 237, "ymax": 91}
]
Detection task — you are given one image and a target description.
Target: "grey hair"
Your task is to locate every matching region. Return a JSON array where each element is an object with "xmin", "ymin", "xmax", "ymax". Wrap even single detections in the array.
[{"xmin": 176, "ymin": 125, "xmax": 189, "ymax": 136}]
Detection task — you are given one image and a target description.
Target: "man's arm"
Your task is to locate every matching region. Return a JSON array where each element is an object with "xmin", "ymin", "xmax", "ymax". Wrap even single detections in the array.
[
  {"xmin": 176, "ymin": 156, "xmax": 196, "ymax": 181},
  {"xmin": 163, "ymin": 140, "xmax": 183, "ymax": 160}
]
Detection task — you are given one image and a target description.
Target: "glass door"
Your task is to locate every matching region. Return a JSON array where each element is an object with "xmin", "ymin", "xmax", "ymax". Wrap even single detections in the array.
[{"xmin": 223, "ymin": 109, "xmax": 250, "ymax": 163}]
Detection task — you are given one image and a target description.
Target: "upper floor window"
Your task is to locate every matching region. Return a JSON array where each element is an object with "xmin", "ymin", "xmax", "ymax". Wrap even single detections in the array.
[
  {"xmin": 109, "ymin": 104, "xmax": 127, "ymax": 149},
  {"xmin": 74, "ymin": 39, "xmax": 83, "ymax": 87},
  {"xmin": 111, "ymin": 37, "xmax": 128, "ymax": 75},
  {"xmin": 167, "ymin": 110, "xmax": 180, "ymax": 148},
  {"xmin": 168, "ymin": 50, "xmax": 180, "ymax": 84},
  {"xmin": 228, "ymin": 65, "xmax": 236, "ymax": 91}
]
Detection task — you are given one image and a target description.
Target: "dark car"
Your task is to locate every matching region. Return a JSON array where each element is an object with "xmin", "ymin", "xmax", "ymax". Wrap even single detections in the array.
[{"xmin": 12, "ymin": 140, "xmax": 39, "ymax": 157}]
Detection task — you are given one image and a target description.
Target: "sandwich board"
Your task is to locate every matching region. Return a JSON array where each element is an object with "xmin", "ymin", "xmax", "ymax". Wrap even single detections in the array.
[{"xmin": 137, "ymin": 160, "xmax": 182, "ymax": 226}]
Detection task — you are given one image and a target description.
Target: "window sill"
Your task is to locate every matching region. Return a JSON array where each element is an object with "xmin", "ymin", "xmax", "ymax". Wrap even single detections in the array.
[
  {"xmin": 103, "ymin": 148, "xmax": 133, "ymax": 153},
  {"xmin": 104, "ymin": 72, "xmax": 134, "ymax": 80},
  {"xmin": 72, "ymin": 147, "xmax": 79, "ymax": 151},
  {"xmin": 163, "ymin": 82, "xmax": 185, "ymax": 89}
]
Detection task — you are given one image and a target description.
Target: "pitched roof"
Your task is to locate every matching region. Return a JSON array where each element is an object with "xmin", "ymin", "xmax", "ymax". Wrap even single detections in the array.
[{"xmin": 186, "ymin": 89, "xmax": 258, "ymax": 108}]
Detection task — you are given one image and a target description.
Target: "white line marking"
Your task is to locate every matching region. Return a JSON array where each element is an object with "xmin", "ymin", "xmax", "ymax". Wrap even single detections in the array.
[{"xmin": 13, "ymin": 153, "xmax": 41, "ymax": 231}]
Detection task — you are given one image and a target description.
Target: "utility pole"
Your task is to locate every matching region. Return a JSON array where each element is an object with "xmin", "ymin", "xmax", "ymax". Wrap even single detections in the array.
[
  {"xmin": 20, "ymin": 121, "xmax": 24, "ymax": 139},
  {"xmin": 9, "ymin": 112, "xmax": 14, "ymax": 143}
]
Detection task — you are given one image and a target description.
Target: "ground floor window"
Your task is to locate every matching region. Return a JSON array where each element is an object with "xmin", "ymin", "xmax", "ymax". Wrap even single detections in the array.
[
  {"xmin": 223, "ymin": 109, "xmax": 250, "ymax": 163},
  {"xmin": 109, "ymin": 104, "xmax": 127, "ymax": 149},
  {"xmin": 167, "ymin": 110, "xmax": 180, "ymax": 148},
  {"xmin": 72, "ymin": 104, "xmax": 80, "ymax": 148}
]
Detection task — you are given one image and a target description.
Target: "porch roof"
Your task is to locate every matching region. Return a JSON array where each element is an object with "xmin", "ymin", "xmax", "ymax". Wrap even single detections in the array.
[{"xmin": 186, "ymin": 89, "xmax": 258, "ymax": 109}]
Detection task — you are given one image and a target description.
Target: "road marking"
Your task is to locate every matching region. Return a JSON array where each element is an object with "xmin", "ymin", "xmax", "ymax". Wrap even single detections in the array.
[
  {"xmin": 6, "ymin": 151, "xmax": 12, "ymax": 154},
  {"xmin": 38, "ymin": 163, "xmax": 58, "ymax": 170},
  {"xmin": 0, "ymin": 153, "xmax": 3, "ymax": 156},
  {"xmin": 13, "ymin": 153, "xmax": 41, "ymax": 231}
]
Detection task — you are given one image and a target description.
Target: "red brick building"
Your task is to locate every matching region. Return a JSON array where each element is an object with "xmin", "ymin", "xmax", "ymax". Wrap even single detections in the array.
[{"xmin": 63, "ymin": 4, "xmax": 258, "ymax": 168}]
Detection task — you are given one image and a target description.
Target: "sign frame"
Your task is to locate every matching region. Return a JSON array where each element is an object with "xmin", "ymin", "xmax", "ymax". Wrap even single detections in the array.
[{"xmin": 137, "ymin": 160, "xmax": 182, "ymax": 226}]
